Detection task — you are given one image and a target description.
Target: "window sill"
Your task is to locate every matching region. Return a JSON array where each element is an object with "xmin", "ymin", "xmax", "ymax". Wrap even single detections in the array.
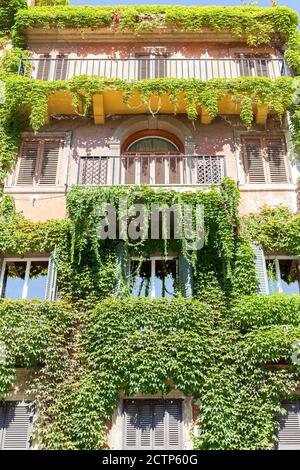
[{"xmin": 239, "ymin": 183, "xmax": 296, "ymax": 191}]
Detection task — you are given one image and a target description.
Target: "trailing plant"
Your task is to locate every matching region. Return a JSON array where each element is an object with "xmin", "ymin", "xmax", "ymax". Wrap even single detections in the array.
[
  {"xmin": 0, "ymin": 0, "xmax": 27, "ymax": 36},
  {"xmin": 11, "ymin": 5, "xmax": 300, "ymax": 73}
]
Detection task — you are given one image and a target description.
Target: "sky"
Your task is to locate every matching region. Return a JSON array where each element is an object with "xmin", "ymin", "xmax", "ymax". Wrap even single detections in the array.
[{"xmin": 69, "ymin": 0, "xmax": 300, "ymax": 16}]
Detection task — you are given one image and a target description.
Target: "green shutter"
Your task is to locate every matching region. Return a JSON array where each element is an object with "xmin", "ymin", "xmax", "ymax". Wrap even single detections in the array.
[{"xmin": 178, "ymin": 254, "xmax": 193, "ymax": 298}]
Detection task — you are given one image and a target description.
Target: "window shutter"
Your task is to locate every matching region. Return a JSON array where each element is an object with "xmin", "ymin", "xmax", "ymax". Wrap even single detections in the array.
[
  {"xmin": 139, "ymin": 403, "xmax": 152, "ymax": 449},
  {"xmin": 277, "ymin": 401, "xmax": 300, "ymax": 450},
  {"xmin": 124, "ymin": 401, "xmax": 138, "ymax": 449},
  {"xmin": 0, "ymin": 403, "xmax": 4, "ymax": 448},
  {"xmin": 0, "ymin": 401, "xmax": 33, "ymax": 450},
  {"xmin": 45, "ymin": 249, "xmax": 57, "ymax": 301},
  {"xmin": 17, "ymin": 141, "xmax": 39, "ymax": 185},
  {"xmin": 39, "ymin": 141, "xmax": 60, "ymax": 185},
  {"xmin": 153, "ymin": 402, "xmax": 165, "ymax": 449},
  {"xmin": 178, "ymin": 254, "xmax": 193, "ymax": 298},
  {"xmin": 115, "ymin": 243, "xmax": 128, "ymax": 296},
  {"xmin": 36, "ymin": 54, "xmax": 51, "ymax": 80},
  {"xmin": 54, "ymin": 54, "xmax": 68, "ymax": 81},
  {"xmin": 166, "ymin": 400, "xmax": 182, "ymax": 449},
  {"xmin": 251, "ymin": 243, "xmax": 269, "ymax": 294},
  {"xmin": 244, "ymin": 139, "xmax": 266, "ymax": 184},
  {"xmin": 266, "ymin": 138, "xmax": 288, "ymax": 184}
]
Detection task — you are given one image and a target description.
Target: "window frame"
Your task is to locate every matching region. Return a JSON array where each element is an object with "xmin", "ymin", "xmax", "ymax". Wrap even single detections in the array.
[
  {"xmin": 129, "ymin": 256, "xmax": 178, "ymax": 300},
  {"xmin": 0, "ymin": 257, "xmax": 50, "ymax": 300},
  {"xmin": 265, "ymin": 255, "xmax": 300, "ymax": 294},
  {"xmin": 14, "ymin": 137, "xmax": 63, "ymax": 187},
  {"xmin": 242, "ymin": 135, "xmax": 290, "ymax": 185}
]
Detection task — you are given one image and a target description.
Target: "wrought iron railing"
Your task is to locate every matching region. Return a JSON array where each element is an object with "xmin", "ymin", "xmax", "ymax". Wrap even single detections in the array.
[
  {"xmin": 19, "ymin": 57, "xmax": 289, "ymax": 81},
  {"xmin": 77, "ymin": 155, "xmax": 225, "ymax": 186}
]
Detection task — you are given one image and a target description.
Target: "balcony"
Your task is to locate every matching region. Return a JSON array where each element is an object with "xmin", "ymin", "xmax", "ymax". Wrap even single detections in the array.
[
  {"xmin": 77, "ymin": 155, "xmax": 225, "ymax": 186},
  {"xmin": 19, "ymin": 57, "xmax": 288, "ymax": 81}
]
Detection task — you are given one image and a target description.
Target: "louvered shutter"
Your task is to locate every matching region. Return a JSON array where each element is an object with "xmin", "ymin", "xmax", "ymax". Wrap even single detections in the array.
[
  {"xmin": 251, "ymin": 243, "xmax": 269, "ymax": 294},
  {"xmin": 139, "ymin": 402, "xmax": 152, "ymax": 449},
  {"xmin": 0, "ymin": 403, "xmax": 4, "ymax": 448},
  {"xmin": 178, "ymin": 254, "xmax": 193, "ymax": 298},
  {"xmin": 39, "ymin": 141, "xmax": 60, "ymax": 185},
  {"xmin": 136, "ymin": 54, "xmax": 151, "ymax": 79},
  {"xmin": 166, "ymin": 400, "xmax": 182, "ymax": 449},
  {"xmin": 244, "ymin": 139, "xmax": 266, "ymax": 184},
  {"xmin": 17, "ymin": 141, "xmax": 39, "ymax": 185},
  {"xmin": 45, "ymin": 250, "xmax": 57, "ymax": 301},
  {"xmin": 267, "ymin": 138, "xmax": 288, "ymax": 184},
  {"xmin": 36, "ymin": 54, "xmax": 51, "ymax": 80},
  {"xmin": 153, "ymin": 402, "xmax": 165, "ymax": 449},
  {"xmin": 1, "ymin": 402, "xmax": 33, "ymax": 450},
  {"xmin": 124, "ymin": 401, "xmax": 138, "ymax": 449},
  {"xmin": 54, "ymin": 54, "xmax": 68, "ymax": 81},
  {"xmin": 277, "ymin": 401, "xmax": 300, "ymax": 450}
]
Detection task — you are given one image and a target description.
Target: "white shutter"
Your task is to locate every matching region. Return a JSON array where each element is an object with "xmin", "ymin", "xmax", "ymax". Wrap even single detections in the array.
[
  {"xmin": 166, "ymin": 400, "xmax": 182, "ymax": 449},
  {"xmin": 178, "ymin": 254, "xmax": 193, "ymax": 298},
  {"xmin": 251, "ymin": 243, "xmax": 269, "ymax": 294},
  {"xmin": 45, "ymin": 250, "xmax": 57, "ymax": 301},
  {"xmin": 124, "ymin": 401, "xmax": 138, "ymax": 449},
  {"xmin": 277, "ymin": 401, "xmax": 300, "ymax": 450},
  {"xmin": 0, "ymin": 401, "xmax": 33, "ymax": 450},
  {"xmin": 17, "ymin": 141, "xmax": 39, "ymax": 186}
]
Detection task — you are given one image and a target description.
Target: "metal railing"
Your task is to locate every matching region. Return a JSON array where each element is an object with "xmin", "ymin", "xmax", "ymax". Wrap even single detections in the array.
[
  {"xmin": 77, "ymin": 155, "xmax": 225, "ymax": 186},
  {"xmin": 19, "ymin": 57, "xmax": 289, "ymax": 81}
]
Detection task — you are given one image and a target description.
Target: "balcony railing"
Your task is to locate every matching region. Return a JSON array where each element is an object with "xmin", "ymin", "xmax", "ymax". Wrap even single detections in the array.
[
  {"xmin": 77, "ymin": 155, "xmax": 225, "ymax": 186},
  {"xmin": 19, "ymin": 57, "xmax": 288, "ymax": 81}
]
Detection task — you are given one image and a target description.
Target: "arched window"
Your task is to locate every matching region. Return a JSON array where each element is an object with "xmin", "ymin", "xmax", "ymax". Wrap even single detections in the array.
[
  {"xmin": 122, "ymin": 130, "xmax": 184, "ymax": 185},
  {"xmin": 127, "ymin": 137, "xmax": 179, "ymax": 153}
]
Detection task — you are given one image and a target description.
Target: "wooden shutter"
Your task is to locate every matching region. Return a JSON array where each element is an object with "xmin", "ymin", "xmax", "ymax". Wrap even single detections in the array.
[
  {"xmin": 251, "ymin": 243, "xmax": 269, "ymax": 294},
  {"xmin": 123, "ymin": 399, "xmax": 183, "ymax": 450},
  {"xmin": 166, "ymin": 400, "xmax": 182, "ymax": 449},
  {"xmin": 243, "ymin": 138, "xmax": 266, "ymax": 184},
  {"xmin": 266, "ymin": 138, "xmax": 288, "ymax": 184},
  {"xmin": 277, "ymin": 401, "xmax": 300, "ymax": 450},
  {"xmin": 136, "ymin": 54, "xmax": 151, "ymax": 79},
  {"xmin": 0, "ymin": 401, "xmax": 33, "ymax": 450},
  {"xmin": 124, "ymin": 401, "xmax": 139, "ymax": 449},
  {"xmin": 17, "ymin": 141, "xmax": 39, "ymax": 185},
  {"xmin": 54, "ymin": 54, "xmax": 68, "ymax": 81},
  {"xmin": 45, "ymin": 250, "xmax": 57, "ymax": 301},
  {"xmin": 154, "ymin": 55, "xmax": 168, "ymax": 78},
  {"xmin": 36, "ymin": 54, "xmax": 51, "ymax": 80},
  {"xmin": 178, "ymin": 254, "xmax": 193, "ymax": 298},
  {"xmin": 39, "ymin": 141, "xmax": 60, "ymax": 185}
]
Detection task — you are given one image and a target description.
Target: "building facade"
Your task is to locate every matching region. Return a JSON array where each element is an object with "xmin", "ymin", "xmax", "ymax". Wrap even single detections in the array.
[{"xmin": 0, "ymin": 3, "xmax": 300, "ymax": 450}]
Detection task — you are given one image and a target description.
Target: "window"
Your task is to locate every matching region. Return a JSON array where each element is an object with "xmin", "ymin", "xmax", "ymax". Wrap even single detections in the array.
[
  {"xmin": 242, "ymin": 136, "xmax": 289, "ymax": 184},
  {"xmin": 0, "ymin": 401, "xmax": 33, "ymax": 450},
  {"xmin": 123, "ymin": 399, "xmax": 183, "ymax": 450},
  {"xmin": 0, "ymin": 258, "xmax": 54, "ymax": 300},
  {"xmin": 36, "ymin": 54, "xmax": 68, "ymax": 81},
  {"xmin": 135, "ymin": 53, "xmax": 168, "ymax": 79},
  {"xmin": 235, "ymin": 53, "xmax": 270, "ymax": 77},
  {"xmin": 130, "ymin": 257, "xmax": 177, "ymax": 299},
  {"xmin": 277, "ymin": 401, "xmax": 300, "ymax": 450},
  {"xmin": 266, "ymin": 257, "xmax": 300, "ymax": 294},
  {"xmin": 16, "ymin": 138, "xmax": 62, "ymax": 186}
]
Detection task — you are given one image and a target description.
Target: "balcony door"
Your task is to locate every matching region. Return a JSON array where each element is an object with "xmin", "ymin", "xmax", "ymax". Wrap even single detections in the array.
[
  {"xmin": 135, "ymin": 53, "xmax": 169, "ymax": 80},
  {"xmin": 122, "ymin": 131, "xmax": 183, "ymax": 185}
]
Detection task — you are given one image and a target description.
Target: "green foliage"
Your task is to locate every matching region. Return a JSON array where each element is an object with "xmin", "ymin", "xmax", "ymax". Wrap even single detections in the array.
[
  {"xmin": 242, "ymin": 205, "xmax": 300, "ymax": 255},
  {"xmin": 35, "ymin": 0, "xmax": 69, "ymax": 6},
  {"xmin": 0, "ymin": 0, "xmax": 27, "ymax": 35},
  {"xmin": 11, "ymin": 5, "xmax": 299, "ymax": 72}
]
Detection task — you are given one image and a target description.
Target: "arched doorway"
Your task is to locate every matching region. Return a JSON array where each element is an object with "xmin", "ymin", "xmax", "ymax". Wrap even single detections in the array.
[{"xmin": 121, "ymin": 130, "xmax": 184, "ymax": 185}]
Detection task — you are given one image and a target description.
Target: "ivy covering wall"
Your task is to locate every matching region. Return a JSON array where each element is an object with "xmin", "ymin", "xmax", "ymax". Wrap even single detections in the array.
[{"xmin": 0, "ymin": 3, "xmax": 299, "ymax": 451}]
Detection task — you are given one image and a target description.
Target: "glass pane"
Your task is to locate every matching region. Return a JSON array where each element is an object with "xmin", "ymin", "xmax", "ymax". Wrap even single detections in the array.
[
  {"xmin": 1, "ymin": 261, "xmax": 27, "ymax": 299},
  {"xmin": 155, "ymin": 259, "xmax": 176, "ymax": 298},
  {"xmin": 130, "ymin": 260, "xmax": 151, "ymax": 298},
  {"xmin": 279, "ymin": 259, "xmax": 300, "ymax": 294},
  {"xmin": 128, "ymin": 137, "xmax": 178, "ymax": 153},
  {"xmin": 27, "ymin": 261, "xmax": 48, "ymax": 300}
]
